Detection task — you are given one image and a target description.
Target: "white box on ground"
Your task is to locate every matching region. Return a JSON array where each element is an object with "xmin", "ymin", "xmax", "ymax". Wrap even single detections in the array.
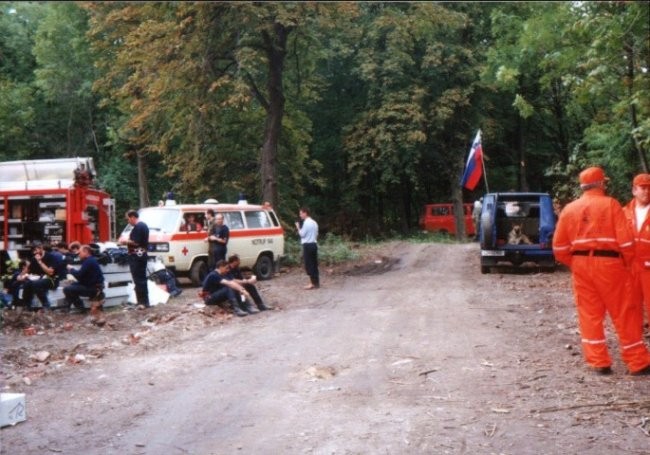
[{"xmin": 0, "ymin": 393, "xmax": 26, "ymax": 427}]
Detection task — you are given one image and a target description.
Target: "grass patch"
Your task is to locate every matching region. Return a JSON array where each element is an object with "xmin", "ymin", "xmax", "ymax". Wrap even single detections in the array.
[
  {"xmin": 401, "ymin": 231, "xmax": 475, "ymax": 244},
  {"xmin": 283, "ymin": 233, "xmax": 361, "ymax": 267},
  {"xmin": 281, "ymin": 231, "xmax": 474, "ymax": 269}
]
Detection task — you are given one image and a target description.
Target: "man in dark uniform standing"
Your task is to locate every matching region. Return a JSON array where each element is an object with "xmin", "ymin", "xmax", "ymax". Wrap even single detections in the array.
[
  {"xmin": 121, "ymin": 210, "xmax": 150, "ymax": 308},
  {"xmin": 208, "ymin": 213, "xmax": 229, "ymax": 264}
]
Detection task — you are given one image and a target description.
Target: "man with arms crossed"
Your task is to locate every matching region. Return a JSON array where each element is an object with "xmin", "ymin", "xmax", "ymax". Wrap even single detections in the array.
[{"xmin": 624, "ymin": 173, "xmax": 650, "ymax": 329}]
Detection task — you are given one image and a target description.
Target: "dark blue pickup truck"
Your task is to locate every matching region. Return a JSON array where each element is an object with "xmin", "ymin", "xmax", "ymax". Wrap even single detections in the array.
[{"xmin": 479, "ymin": 192, "xmax": 556, "ymax": 274}]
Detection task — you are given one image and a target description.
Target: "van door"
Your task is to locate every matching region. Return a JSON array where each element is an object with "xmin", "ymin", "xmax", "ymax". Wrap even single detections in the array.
[
  {"xmin": 480, "ymin": 194, "xmax": 496, "ymax": 247},
  {"xmin": 538, "ymin": 195, "xmax": 555, "ymax": 247}
]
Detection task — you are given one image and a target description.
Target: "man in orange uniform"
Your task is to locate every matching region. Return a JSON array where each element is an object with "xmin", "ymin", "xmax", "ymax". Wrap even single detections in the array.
[
  {"xmin": 623, "ymin": 173, "xmax": 650, "ymax": 328},
  {"xmin": 553, "ymin": 166, "xmax": 650, "ymax": 375}
]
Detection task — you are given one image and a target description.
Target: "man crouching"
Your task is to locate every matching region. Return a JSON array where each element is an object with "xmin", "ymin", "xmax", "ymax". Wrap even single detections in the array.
[{"xmin": 201, "ymin": 260, "xmax": 250, "ymax": 317}]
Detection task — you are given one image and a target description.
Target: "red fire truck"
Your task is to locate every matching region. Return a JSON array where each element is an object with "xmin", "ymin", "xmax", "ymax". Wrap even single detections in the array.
[{"xmin": 0, "ymin": 158, "xmax": 115, "ymax": 255}]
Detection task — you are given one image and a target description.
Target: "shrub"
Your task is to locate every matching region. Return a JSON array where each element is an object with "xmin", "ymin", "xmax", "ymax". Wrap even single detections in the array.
[{"xmin": 283, "ymin": 233, "xmax": 360, "ymax": 267}]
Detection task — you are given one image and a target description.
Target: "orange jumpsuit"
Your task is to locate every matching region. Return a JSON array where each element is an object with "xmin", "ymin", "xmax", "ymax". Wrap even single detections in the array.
[
  {"xmin": 553, "ymin": 188, "xmax": 650, "ymax": 373},
  {"xmin": 623, "ymin": 198, "xmax": 650, "ymax": 326}
]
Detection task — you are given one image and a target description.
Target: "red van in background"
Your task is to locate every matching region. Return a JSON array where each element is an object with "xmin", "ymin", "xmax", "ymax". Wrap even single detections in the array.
[{"xmin": 419, "ymin": 203, "xmax": 476, "ymax": 236}]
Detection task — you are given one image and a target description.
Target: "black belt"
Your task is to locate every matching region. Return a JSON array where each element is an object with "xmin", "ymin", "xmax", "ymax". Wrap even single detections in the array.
[{"xmin": 571, "ymin": 250, "xmax": 620, "ymax": 258}]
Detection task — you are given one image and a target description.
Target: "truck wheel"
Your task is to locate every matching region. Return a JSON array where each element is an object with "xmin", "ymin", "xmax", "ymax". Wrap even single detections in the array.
[
  {"xmin": 254, "ymin": 254, "xmax": 274, "ymax": 280},
  {"xmin": 481, "ymin": 265, "xmax": 490, "ymax": 274},
  {"xmin": 190, "ymin": 260, "xmax": 208, "ymax": 286}
]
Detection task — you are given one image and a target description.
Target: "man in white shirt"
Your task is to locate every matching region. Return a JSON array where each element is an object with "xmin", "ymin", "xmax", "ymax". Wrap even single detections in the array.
[
  {"xmin": 623, "ymin": 173, "xmax": 650, "ymax": 328},
  {"xmin": 295, "ymin": 207, "xmax": 320, "ymax": 290}
]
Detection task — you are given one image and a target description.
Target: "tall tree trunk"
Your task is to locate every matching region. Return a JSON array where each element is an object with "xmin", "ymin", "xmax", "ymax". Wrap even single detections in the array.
[
  {"xmin": 453, "ymin": 152, "xmax": 466, "ymax": 240},
  {"xmin": 137, "ymin": 150, "xmax": 149, "ymax": 208},
  {"xmin": 401, "ymin": 177, "xmax": 412, "ymax": 233},
  {"xmin": 517, "ymin": 116, "xmax": 529, "ymax": 191},
  {"xmin": 625, "ymin": 40, "xmax": 649, "ymax": 172},
  {"xmin": 260, "ymin": 23, "xmax": 289, "ymax": 207}
]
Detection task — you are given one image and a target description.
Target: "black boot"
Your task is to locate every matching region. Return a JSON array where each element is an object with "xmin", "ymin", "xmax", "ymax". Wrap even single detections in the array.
[
  {"xmin": 229, "ymin": 300, "xmax": 248, "ymax": 317},
  {"xmin": 243, "ymin": 299, "xmax": 259, "ymax": 314},
  {"xmin": 136, "ymin": 290, "xmax": 150, "ymax": 308},
  {"xmin": 256, "ymin": 299, "xmax": 271, "ymax": 311}
]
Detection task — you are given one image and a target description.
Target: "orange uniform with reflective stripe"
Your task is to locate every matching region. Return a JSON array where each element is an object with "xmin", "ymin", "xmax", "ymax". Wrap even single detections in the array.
[
  {"xmin": 553, "ymin": 188, "xmax": 650, "ymax": 373},
  {"xmin": 623, "ymin": 198, "xmax": 650, "ymax": 326}
]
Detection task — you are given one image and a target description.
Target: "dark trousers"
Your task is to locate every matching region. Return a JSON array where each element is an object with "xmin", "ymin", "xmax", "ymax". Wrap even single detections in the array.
[
  {"xmin": 22, "ymin": 278, "xmax": 56, "ymax": 308},
  {"xmin": 208, "ymin": 243, "xmax": 217, "ymax": 270},
  {"xmin": 129, "ymin": 254, "xmax": 149, "ymax": 306},
  {"xmin": 212, "ymin": 244, "xmax": 227, "ymax": 266},
  {"xmin": 205, "ymin": 287, "xmax": 237, "ymax": 307},
  {"xmin": 63, "ymin": 283, "xmax": 97, "ymax": 309},
  {"xmin": 9, "ymin": 282, "xmax": 25, "ymax": 306},
  {"xmin": 244, "ymin": 283, "xmax": 264, "ymax": 308},
  {"xmin": 302, "ymin": 242, "xmax": 319, "ymax": 286}
]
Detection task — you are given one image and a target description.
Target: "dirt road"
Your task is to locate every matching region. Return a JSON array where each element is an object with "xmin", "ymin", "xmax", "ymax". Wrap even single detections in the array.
[{"xmin": 2, "ymin": 242, "xmax": 649, "ymax": 454}]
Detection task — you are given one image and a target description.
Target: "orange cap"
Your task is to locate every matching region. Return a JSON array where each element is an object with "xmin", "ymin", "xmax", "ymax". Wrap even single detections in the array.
[
  {"xmin": 579, "ymin": 166, "xmax": 608, "ymax": 185},
  {"xmin": 632, "ymin": 173, "xmax": 650, "ymax": 186}
]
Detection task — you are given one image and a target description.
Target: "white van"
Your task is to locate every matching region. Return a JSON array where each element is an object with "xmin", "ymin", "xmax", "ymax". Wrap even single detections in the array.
[{"xmin": 118, "ymin": 202, "xmax": 284, "ymax": 285}]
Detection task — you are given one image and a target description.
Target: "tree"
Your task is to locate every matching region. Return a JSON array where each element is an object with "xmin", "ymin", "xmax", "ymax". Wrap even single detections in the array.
[
  {"xmin": 85, "ymin": 3, "xmax": 330, "ymax": 215},
  {"xmin": 0, "ymin": 3, "xmax": 43, "ymax": 160},
  {"xmin": 340, "ymin": 3, "xmax": 477, "ymax": 235},
  {"xmin": 572, "ymin": 1, "xmax": 650, "ymax": 189},
  {"xmin": 33, "ymin": 3, "xmax": 102, "ymax": 156}
]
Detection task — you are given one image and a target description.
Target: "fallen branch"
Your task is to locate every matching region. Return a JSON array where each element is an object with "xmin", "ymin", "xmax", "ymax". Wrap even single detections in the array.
[
  {"xmin": 418, "ymin": 368, "xmax": 439, "ymax": 377},
  {"xmin": 534, "ymin": 400, "xmax": 650, "ymax": 413}
]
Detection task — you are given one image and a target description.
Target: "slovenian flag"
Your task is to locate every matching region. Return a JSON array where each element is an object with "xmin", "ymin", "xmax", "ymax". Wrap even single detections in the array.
[{"xmin": 461, "ymin": 130, "xmax": 483, "ymax": 190}]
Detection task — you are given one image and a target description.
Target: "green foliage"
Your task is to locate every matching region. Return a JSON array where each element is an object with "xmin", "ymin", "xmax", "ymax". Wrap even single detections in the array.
[
  {"xmin": 0, "ymin": 2, "xmax": 648, "ymax": 240},
  {"xmin": 406, "ymin": 231, "xmax": 466, "ymax": 244},
  {"xmin": 0, "ymin": 80, "xmax": 36, "ymax": 160},
  {"xmin": 283, "ymin": 233, "xmax": 360, "ymax": 267}
]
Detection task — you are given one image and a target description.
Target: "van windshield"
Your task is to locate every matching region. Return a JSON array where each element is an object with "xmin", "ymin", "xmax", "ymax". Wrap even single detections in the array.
[{"xmin": 127, "ymin": 208, "xmax": 181, "ymax": 234}]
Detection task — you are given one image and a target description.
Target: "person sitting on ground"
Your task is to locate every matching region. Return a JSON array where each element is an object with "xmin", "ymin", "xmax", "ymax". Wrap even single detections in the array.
[
  {"xmin": 150, "ymin": 262, "xmax": 183, "ymax": 297},
  {"xmin": 227, "ymin": 254, "xmax": 271, "ymax": 311},
  {"xmin": 201, "ymin": 260, "xmax": 251, "ymax": 317},
  {"xmin": 64, "ymin": 244, "xmax": 105, "ymax": 314},
  {"xmin": 181, "ymin": 214, "xmax": 203, "ymax": 232},
  {"xmin": 22, "ymin": 242, "xmax": 67, "ymax": 311}
]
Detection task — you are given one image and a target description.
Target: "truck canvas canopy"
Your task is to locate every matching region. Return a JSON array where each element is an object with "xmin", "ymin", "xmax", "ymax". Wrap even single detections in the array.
[{"xmin": 0, "ymin": 157, "xmax": 96, "ymax": 190}]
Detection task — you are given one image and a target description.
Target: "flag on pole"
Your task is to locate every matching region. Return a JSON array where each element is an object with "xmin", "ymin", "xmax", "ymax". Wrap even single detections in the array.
[{"xmin": 461, "ymin": 130, "xmax": 483, "ymax": 190}]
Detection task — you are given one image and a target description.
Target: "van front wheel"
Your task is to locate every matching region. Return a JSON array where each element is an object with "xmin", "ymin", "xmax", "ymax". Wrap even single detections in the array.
[
  {"xmin": 255, "ymin": 254, "xmax": 274, "ymax": 280},
  {"xmin": 190, "ymin": 260, "xmax": 209, "ymax": 286}
]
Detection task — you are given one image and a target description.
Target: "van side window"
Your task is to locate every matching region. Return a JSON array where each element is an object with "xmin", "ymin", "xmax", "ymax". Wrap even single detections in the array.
[
  {"xmin": 245, "ymin": 211, "xmax": 271, "ymax": 228},
  {"xmin": 432, "ymin": 206, "xmax": 450, "ymax": 216},
  {"xmin": 224, "ymin": 212, "xmax": 244, "ymax": 230},
  {"xmin": 181, "ymin": 212, "xmax": 204, "ymax": 232},
  {"xmin": 268, "ymin": 210, "xmax": 279, "ymax": 227}
]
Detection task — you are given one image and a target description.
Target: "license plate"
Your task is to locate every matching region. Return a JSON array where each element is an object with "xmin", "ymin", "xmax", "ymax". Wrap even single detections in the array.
[{"xmin": 481, "ymin": 250, "xmax": 505, "ymax": 257}]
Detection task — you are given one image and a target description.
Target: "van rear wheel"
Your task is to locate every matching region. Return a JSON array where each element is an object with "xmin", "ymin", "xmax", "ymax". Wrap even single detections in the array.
[
  {"xmin": 190, "ymin": 260, "xmax": 208, "ymax": 286},
  {"xmin": 254, "ymin": 254, "xmax": 274, "ymax": 280}
]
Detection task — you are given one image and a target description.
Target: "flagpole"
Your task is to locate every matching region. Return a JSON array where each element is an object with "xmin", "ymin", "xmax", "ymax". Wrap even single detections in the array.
[{"xmin": 479, "ymin": 129, "xmax": 489, "ymax": 193}]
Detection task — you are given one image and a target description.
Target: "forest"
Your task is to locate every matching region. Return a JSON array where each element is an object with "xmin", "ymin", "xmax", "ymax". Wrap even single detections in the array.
[{"xmin": 0, "ymin": 2, "xmax": 648, "ymax": 237}]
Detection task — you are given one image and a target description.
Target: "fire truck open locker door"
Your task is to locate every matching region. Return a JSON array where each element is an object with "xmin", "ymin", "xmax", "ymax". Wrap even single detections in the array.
[{"xmin": 0, "ymin": 158, "xmax": 114, "ymax": 256}]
